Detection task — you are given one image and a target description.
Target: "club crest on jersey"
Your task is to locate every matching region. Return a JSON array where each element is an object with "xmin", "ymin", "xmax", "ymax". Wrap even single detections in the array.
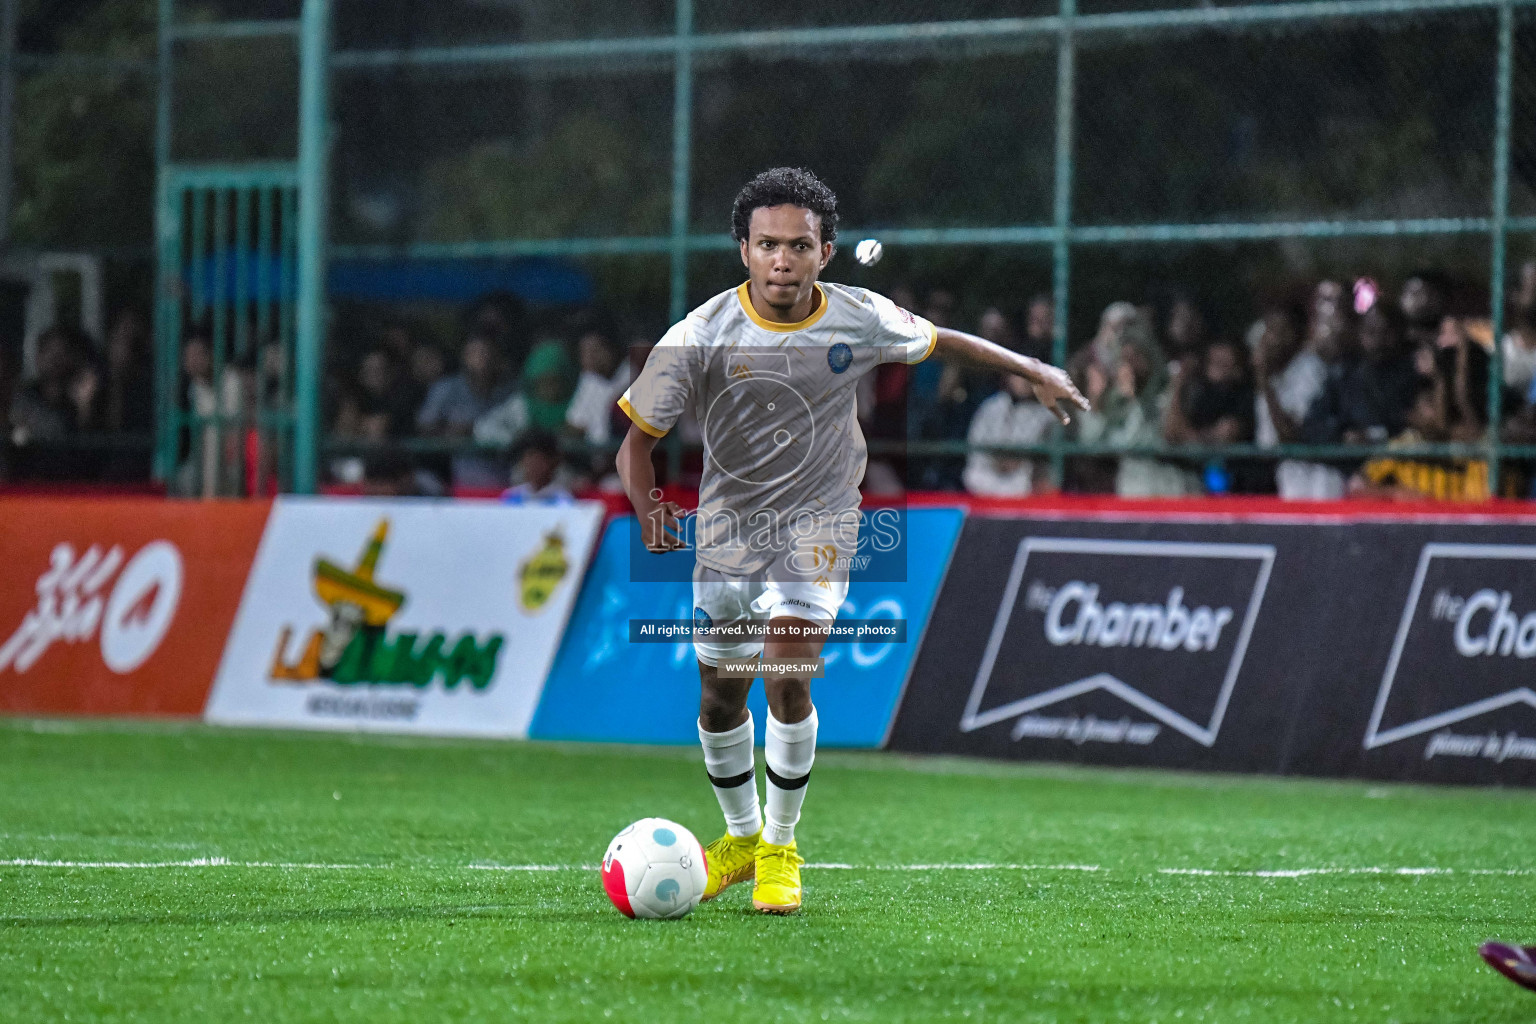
[
  {"xmin": 693, "ymin": 607, "xmax": 713, "ymax": 632},
  {"xmin": 827, "ymin": 342, "xmax": 853, "ymax": 374}
]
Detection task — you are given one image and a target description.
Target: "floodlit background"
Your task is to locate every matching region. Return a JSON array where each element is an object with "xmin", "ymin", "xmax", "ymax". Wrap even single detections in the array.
[
  {"xmin": 4, "ymin": 6, "xmax": 1536, "ymax": 1022},
  {"xmin": 1, "ymin": 0, "xmax": 1534, "ymax": 499}
]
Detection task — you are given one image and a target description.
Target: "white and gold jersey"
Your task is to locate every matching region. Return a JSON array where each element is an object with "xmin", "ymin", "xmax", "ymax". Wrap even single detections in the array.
[{"xmin": 619, "ymin": 280, "xmax": 937, "ymax": 574}]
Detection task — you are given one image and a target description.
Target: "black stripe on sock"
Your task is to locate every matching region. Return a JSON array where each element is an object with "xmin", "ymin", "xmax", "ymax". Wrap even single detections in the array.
[
  {"xmin": 707, "ymin": 768, "xmax": 755, "ymax": 789},
  {"xmin": 765, "ymin": 765, "xmax": 811, "ymax": 791}
]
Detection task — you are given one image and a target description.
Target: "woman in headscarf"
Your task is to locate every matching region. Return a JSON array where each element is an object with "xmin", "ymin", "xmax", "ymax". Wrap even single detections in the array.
[
  {"xmin": 1068, "ymin": 302, "xmax": 1195, "ymax": 496},
  {"xmin": 473, "ymin": 338, "xmax": 577, "ymax": 446}
]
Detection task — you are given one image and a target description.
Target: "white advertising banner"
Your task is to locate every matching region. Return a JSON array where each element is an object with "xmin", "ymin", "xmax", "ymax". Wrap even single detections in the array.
[{"xmin": 205, "ymin": 497, "xmax": 603, "ymax": 737}]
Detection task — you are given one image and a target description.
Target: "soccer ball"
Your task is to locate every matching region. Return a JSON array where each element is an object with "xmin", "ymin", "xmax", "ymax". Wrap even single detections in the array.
[
  {"xmin": 601, "ymin": 817, "xmax": 708, "ymax": 919},
  {"xmin": 854, "ymin": 238, "xmax": 883, "ymax": 266}
]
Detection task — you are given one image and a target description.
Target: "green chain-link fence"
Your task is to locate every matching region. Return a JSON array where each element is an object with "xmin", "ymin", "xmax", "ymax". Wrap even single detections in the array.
[{"xmin": 8, "ymin": 0, "xmax": 1536, "ymax": 494}]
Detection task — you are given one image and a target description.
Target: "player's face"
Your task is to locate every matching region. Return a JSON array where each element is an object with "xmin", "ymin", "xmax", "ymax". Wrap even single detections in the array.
[{"xmin": 740, "ymin": 205, "xmax": 833, "ymax": 314}]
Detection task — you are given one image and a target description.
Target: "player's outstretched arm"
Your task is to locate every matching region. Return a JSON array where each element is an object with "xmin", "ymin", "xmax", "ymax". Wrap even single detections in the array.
[
  {"xmin": 933, "ymin": 328, "xmax": 1090, "ymax": 425},
  {"xmin": 616, "ymin": 422, "xmax": 687, "ymax": 552}
]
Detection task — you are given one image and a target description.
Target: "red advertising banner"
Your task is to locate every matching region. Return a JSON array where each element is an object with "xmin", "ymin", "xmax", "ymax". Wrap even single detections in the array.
[{"xmin": 0, "ymin": 499, "xmax": 271, "ymax": 716}]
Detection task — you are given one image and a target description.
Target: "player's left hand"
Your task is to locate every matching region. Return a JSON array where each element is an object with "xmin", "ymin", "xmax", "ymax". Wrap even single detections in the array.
[
  {"xmin": 1030, "ymin": 365, "xmax": 1091, "ymax": 425},
  {"xmin": 641, "ymin": 500, "xmax": 689, "ymax": 553}
]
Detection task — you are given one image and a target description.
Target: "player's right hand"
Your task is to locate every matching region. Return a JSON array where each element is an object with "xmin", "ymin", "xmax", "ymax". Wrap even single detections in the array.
[
  {"xmin": 1031, "ymin": 363, "xmax": 1091, "ymax": 426},
  {"xmin": 641, "ymin": 500, "xmax": 689, "ymax": 552}
]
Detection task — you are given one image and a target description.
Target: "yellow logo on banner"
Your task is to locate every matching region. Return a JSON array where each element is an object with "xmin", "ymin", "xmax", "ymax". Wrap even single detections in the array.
[{"xmin": 519, "ymin": 529, "xmax": 569, "ymax": 613}]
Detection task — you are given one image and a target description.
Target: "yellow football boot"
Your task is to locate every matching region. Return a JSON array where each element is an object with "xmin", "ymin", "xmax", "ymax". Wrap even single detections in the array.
[
  {"xmin": 701, "ymin": 829, "xmax": 760, "ymax": 901},
  {"xmin": 752, "ymin": 838, "xmax": 804, "ymax": 914}
]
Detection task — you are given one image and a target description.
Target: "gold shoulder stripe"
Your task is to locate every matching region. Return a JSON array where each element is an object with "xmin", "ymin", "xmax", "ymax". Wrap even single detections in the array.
[
  {"xmin": 913, "ymin": 322, "xmax": 939, "ymax": 363},
  {"xmin": 618, "ymin": 395, "xmax": 667, "ymax": 438}
]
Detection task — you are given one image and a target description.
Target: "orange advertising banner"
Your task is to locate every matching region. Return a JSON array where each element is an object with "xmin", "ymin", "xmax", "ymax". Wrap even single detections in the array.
[{"xmin": 0, "ymin": 499, "xmax": 271, "ymax": 716}]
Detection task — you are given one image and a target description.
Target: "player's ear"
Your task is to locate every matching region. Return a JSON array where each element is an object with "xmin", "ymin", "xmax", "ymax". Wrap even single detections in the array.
[
  {"xmin": 820, "ymin": 241, "xmax": 834, "ymax": 270},
  {"xmin": 739, "ymin": 238, "xmax": 750, "ymax": 270}
]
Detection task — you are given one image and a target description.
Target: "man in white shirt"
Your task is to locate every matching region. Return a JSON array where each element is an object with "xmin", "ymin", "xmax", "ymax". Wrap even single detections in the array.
[
  {"xmin": 1502, "ymin": 260, "xmax": 1536, "ymax": 394},
  {"xmin": 615, "ymin": 167, "xmax": 1087, "ymax": 915},
  {"xmin": 963, "ymin": 372, "xmax": 1058, "ymax": 496},
  {"xmin": 566, "ymin": 326, "xmax": 630, "ymax": 444},
  {"xmin": 1250, "ymin": 308, "xmax": 1329, "ymax": 497},
  {"xmin": 1274, "ymin": 284, "xmax": 1352, "ymax": 500}
]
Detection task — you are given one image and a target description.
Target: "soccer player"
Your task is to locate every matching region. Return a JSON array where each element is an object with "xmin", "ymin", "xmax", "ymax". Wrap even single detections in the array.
[
  {"xmin": 615, "ymin": 167, "xmax": 1087, "ymax": 914},
  {"xmin": 1481, "ymin": 941, "xmax": 1536, "ymax": 992}
]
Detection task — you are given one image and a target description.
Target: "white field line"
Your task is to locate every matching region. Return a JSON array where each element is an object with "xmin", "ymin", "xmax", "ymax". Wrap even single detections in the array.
[
  {"xmin": 0, "ymin": 833, "xmax": 203, "ymax": 849},
  {"xmin": 808, "ymin": 862, "xmax": 1102, "ymax": 871},
  {"xmin": 0, "ymin": 858, "xmax": 389, "ymax": 870},
  {"xmin": 1159, "ymin": 866, "xmax": 1536, "ymax": 878},
  {"xmin": 0, "ymin": 858, "xmax": 1099, "ymax": 873},
  {"xmin": 0, "ymin": 858, "xmax": 1531, "ymax": 876}
]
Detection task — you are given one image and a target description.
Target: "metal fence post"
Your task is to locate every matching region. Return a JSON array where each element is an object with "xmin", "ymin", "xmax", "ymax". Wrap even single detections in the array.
[
  {"xmin": 1049, "ymin": 0, "xmax": 1077, "ymax": 490},
  {"xmin": 0, "ymin": 0, "xmax": 17, "ymax": 248},
  {"xmin": 669, "ymin": 0, "xmax": 693, "ymax": 325},
  {"xmin": 1488, "ymin": 0, "xmax": 1514, "ymax": 497},
  {"xmin": 294, "ymin": 0, "xmax": 331, "ymax": 495},
  {"xmin": 666, "ymin": 0, "xmax": 693, "ymax": 484},
  {"xmin": 153, "ymin": 0, "xmax": 178, "ymax": 483}
]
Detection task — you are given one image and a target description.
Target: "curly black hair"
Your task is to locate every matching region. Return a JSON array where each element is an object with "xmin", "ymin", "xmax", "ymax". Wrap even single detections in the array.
[{"xmin": 730, "ymin": 167, "xmax": 838, "ymax": 246}]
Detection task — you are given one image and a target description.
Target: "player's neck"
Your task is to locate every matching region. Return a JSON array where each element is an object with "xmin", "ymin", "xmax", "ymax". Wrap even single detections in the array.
[{"xmin": 747, "ymin": 281, "xmax": 821, "ymax": 325}]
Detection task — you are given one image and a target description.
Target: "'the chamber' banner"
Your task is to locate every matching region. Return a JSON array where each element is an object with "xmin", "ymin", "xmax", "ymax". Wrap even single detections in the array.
[
  {"xmin": 890, "ymin": 514, "xmax": 1536, "ymax": 785},
  {"xmin": 205, "ymin": 497, "xmax": 602, "ymax": 738},
  {"xmin": 1357, "ymin": 539, "xmax": 1536, "ymax": 769}
]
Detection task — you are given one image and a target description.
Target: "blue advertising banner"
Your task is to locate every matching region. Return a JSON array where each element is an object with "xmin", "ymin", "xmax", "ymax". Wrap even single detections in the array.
[{"xmin": 529, "ymin": 507, "xmax": 964, "ymax": 747}]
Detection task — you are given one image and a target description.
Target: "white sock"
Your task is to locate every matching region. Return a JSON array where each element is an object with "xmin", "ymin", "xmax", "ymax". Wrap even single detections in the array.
[
  {"xmin": 763, "ymin": 708, "xmax": 817, "ymax": 847},
  {"xmin": 698, "ymin": 714, "xmax": 761, "ymax": 838}
]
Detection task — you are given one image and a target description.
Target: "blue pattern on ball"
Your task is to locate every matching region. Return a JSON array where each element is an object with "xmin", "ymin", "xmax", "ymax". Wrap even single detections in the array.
[
  {"xmin": 652, "ymin": 827, "xmax": 677, "ymax": 846},
  {"xmin": 654, "ymin": 878, "xmax": 680, "ymax": 903}
]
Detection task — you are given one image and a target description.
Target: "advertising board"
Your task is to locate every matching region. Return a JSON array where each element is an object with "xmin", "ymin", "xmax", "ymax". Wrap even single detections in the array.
[{"xmin": 205, "ymin": 497, "xmax": 602, "ymax": 737}]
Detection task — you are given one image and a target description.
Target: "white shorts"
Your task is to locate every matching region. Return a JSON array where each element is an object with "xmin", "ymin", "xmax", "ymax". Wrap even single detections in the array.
[{"xmin": 691, "ymin": 540, "xmax": 852, "ymax": 668}]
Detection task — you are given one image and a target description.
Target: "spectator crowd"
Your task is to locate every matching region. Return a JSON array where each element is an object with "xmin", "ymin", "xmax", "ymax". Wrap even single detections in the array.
[
  {"xmin": 0, "ymin": 309, "xmax": 155, "ymax": 483},
  {"xmin": 5, "ymin": 261, "xmax": 1536, "ymax": 502},
  {"xmin": 945, "ymin": 264, "xmax": 1536, "ymax": 502}
]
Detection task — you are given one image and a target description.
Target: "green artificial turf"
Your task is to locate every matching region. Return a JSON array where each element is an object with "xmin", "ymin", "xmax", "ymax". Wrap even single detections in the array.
[{"xmin": 1, "ymin": 719, "xmax": 1533, "ymax": 1022}]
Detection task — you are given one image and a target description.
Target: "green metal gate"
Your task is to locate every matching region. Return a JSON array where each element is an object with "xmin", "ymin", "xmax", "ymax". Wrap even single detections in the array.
[
  {"xmin": 152, "ymin": 0, "xmax": 329, "ymax": 496},
  {"xmin": 133, "ymin": 0, "xmax": 1533, "ymax": 495},
  {"xmin": 154, "ymin": 164, "xmax": 299, "ymax": 495}
]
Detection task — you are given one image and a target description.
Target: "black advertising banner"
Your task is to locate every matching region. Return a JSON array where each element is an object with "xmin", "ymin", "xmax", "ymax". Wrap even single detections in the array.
[{"xmin": 889, "ymin": 515, "xmax": 1536, "ymax": 784}]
